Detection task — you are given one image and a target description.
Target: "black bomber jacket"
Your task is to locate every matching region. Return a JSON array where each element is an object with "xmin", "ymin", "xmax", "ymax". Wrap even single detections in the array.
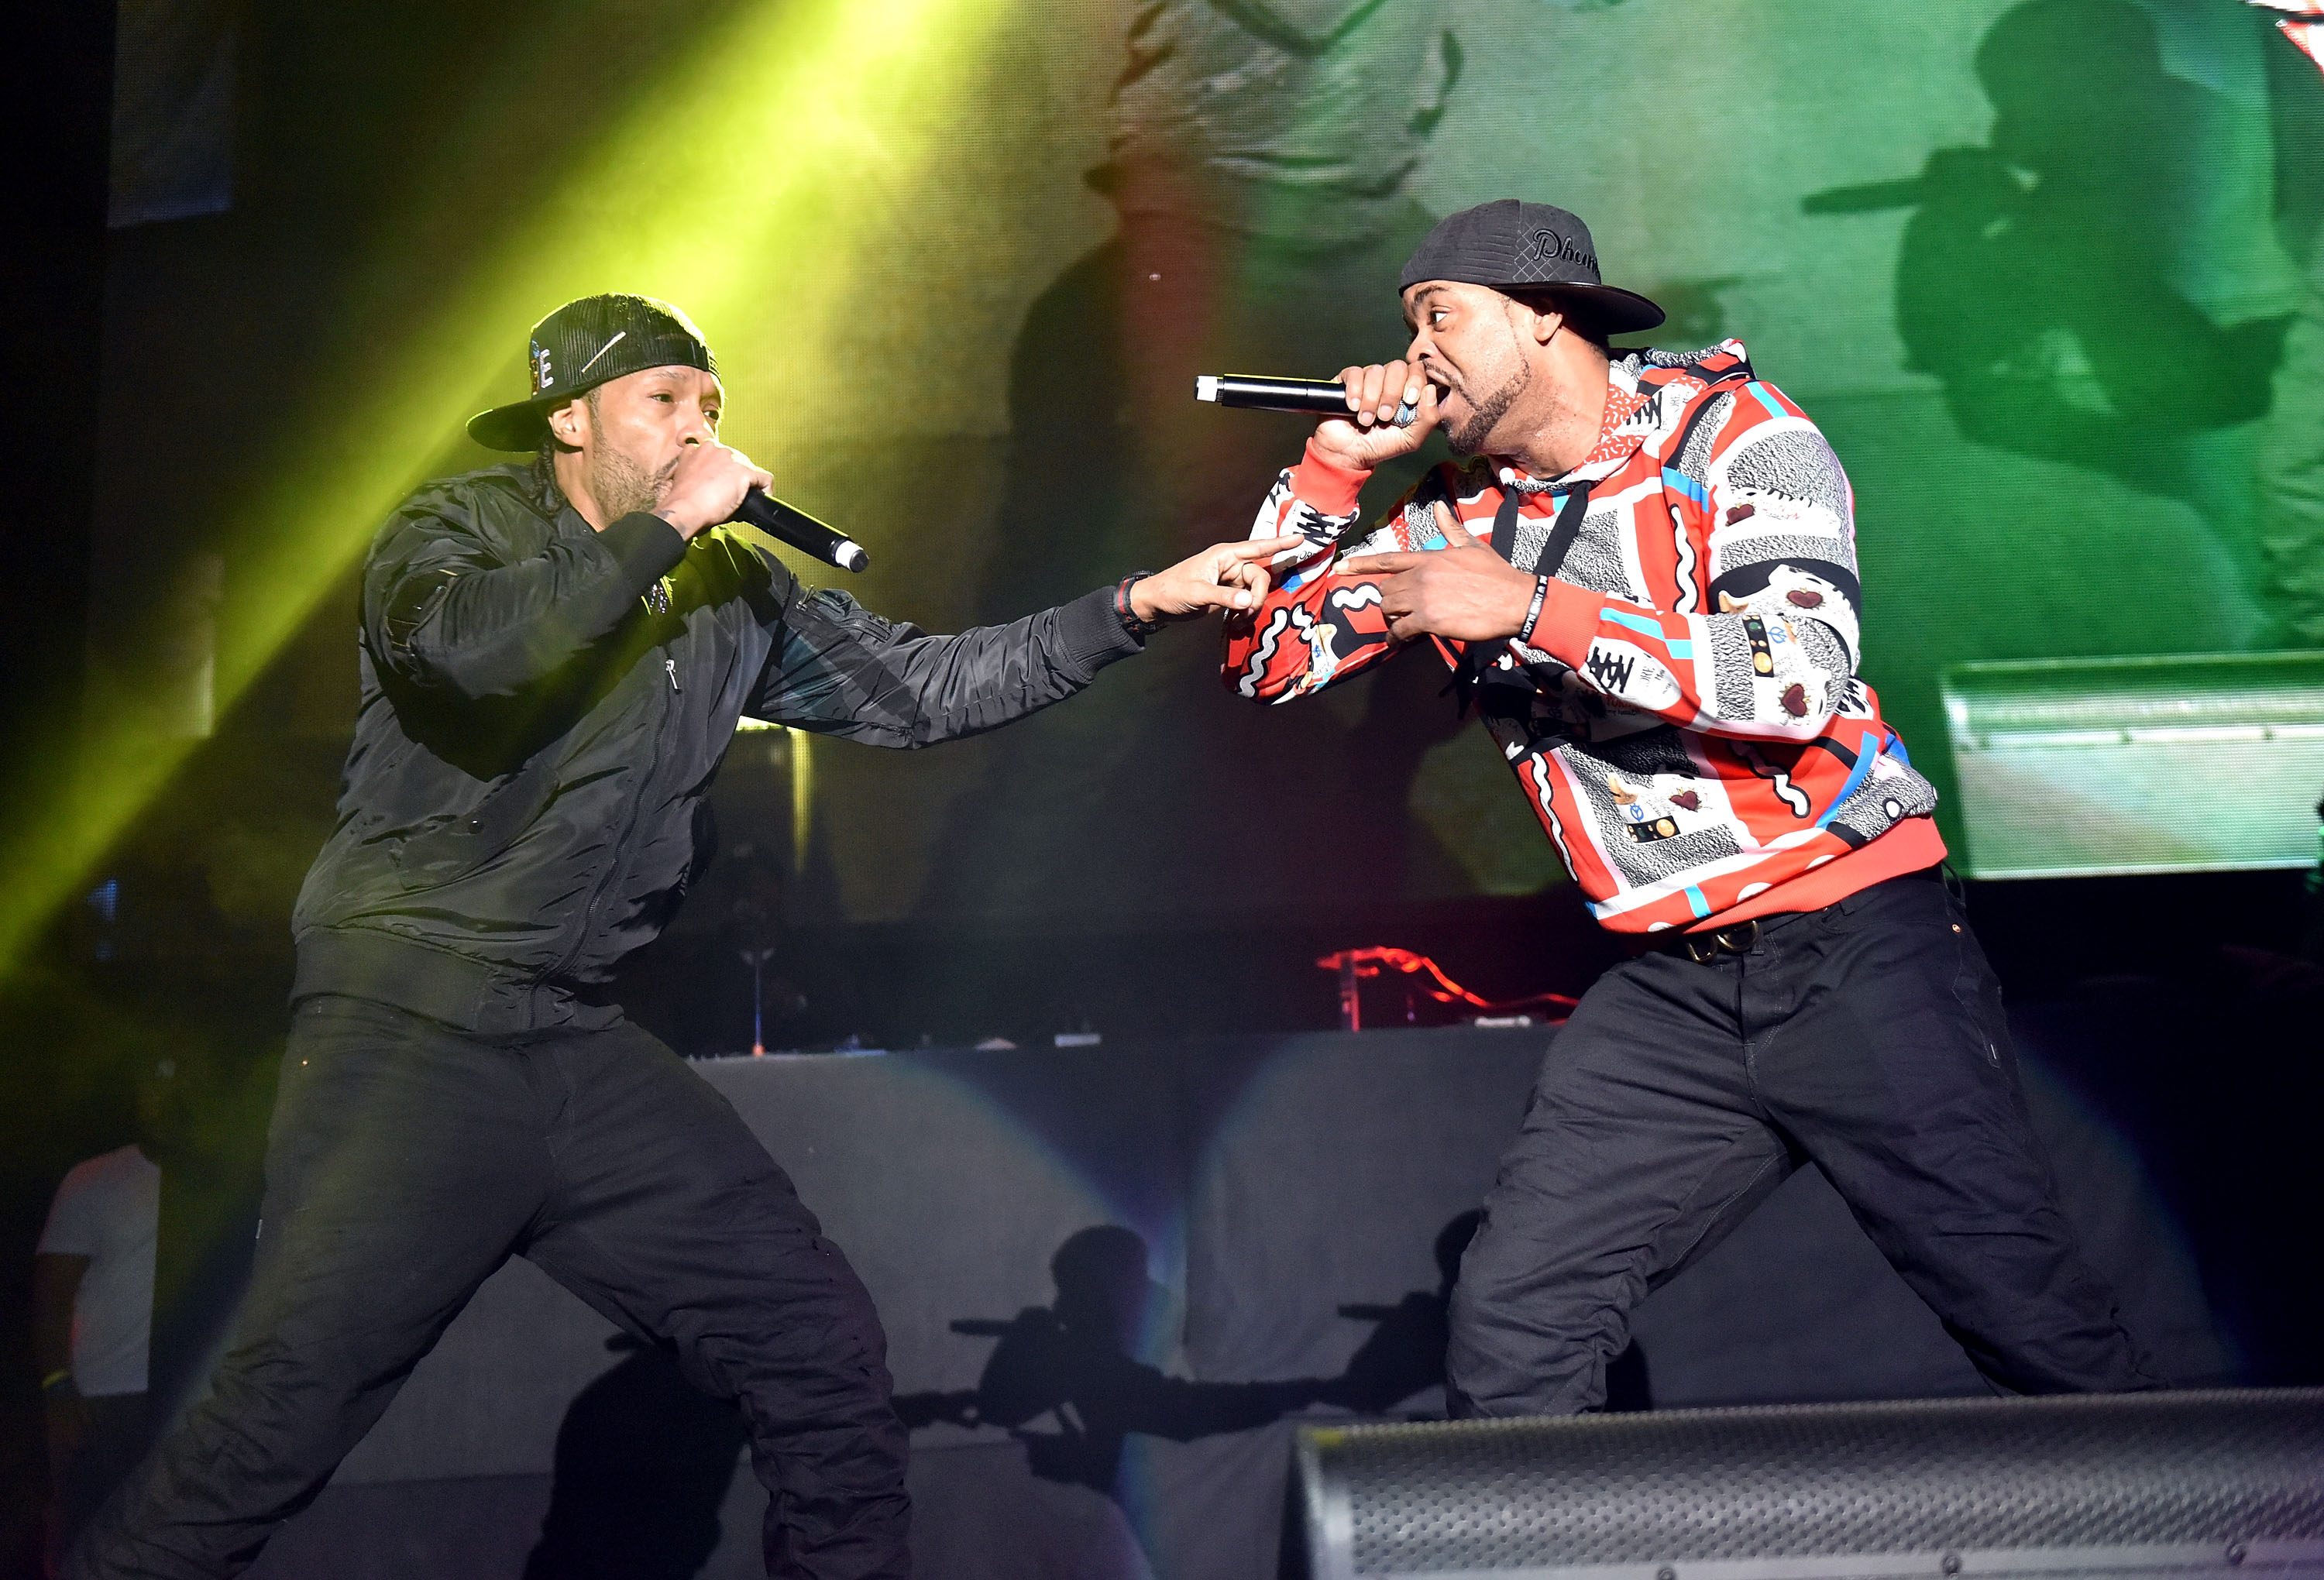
[{"xmin": 290, "ymin": 461, "xmax": 1143, "ymax": 1032}]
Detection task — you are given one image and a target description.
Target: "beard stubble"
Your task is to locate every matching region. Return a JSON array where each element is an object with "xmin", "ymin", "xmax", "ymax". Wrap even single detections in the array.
[
  {"xmin": 1442, "ymin": 316, "xmax": 1535, "ymax": 455},
  {"xmin": 588, "ymin": 441, "xmax": 671, "ymax": 522}
]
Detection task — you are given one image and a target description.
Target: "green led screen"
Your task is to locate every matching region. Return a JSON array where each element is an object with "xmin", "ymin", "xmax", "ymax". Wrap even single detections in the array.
[{"xmin": 53, "ymin": 0, "xmax": 2324, "ymax": 959}]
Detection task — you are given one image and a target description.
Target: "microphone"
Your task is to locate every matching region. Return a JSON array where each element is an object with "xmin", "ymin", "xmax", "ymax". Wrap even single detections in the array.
[
  {"xmin": 731, "ymin": 488, "xmax": 871, "ymax": 573},
  {"xmin": 1195, "ymin": 374, "xmax": 1418, "ymax": 428}
]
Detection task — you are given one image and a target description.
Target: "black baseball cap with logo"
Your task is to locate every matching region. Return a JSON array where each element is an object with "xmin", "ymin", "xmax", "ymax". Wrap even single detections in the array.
[
  {"xmin": 467, "ymin": 294, "xmax": 720, "ymax": 452},
  {"xmin": 1397, "ymin": 199, "xmax": 1664, "ymax": 334}
]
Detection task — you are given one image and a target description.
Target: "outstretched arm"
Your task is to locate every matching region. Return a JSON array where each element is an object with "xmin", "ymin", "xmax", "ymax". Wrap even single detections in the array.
[{"xmin": 755, "ymin": 534, "xmax": 1302, "ymax": 747}]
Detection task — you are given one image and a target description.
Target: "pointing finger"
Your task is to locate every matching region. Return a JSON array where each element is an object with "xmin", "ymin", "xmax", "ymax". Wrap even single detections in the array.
[
  {"xmin": 1184, "ymin": 581, "xmax": 1261, "ymax": 613},
  {"xmin": 1338, "ymin": 552, "xmax": 1422, "ymax": 576},
  {"xmin": 1217, "ymin": 559, "xmax": 1271, "ymax": 610},
  {"xmin": 1226, "ymin": 534, "xmax": 1310, "ymax": 563}
]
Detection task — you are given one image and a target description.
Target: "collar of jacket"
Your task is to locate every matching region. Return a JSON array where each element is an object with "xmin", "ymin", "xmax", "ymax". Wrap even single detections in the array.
[
  {"xmin": 1488, "ymin": 340, "xmax": 1755, "ymax": 492},
  {"xmin": 521, "ymin": 453, "xmax": 615, "ymax": 542},
  {"xmin": 525, "ymin": 452, "xmax": 571, "ymax": 517}
]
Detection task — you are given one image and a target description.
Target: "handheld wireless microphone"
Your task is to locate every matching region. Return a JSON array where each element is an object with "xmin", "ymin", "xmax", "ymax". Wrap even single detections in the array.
[
  {"xmin": 1194, "ymin": 375, "xmax": 1418, "ymax": 428},
  {"xmin": 731, "ymin": 489, "xmax": 871, "ymax": 573}
]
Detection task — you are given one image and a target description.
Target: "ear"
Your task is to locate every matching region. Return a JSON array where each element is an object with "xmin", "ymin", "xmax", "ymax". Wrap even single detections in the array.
[
  {"xmin": 1525, "ymin": 299, "xmax": 1566, "ymax": 348},
  {"xmin": 545, "ymin": 396, "xmax": 589, "ymax": 449}
]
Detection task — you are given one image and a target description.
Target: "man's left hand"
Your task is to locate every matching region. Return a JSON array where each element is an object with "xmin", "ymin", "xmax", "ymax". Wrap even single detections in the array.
[
  {"xmin": 1339, "ymin": 503, "xmax": 1537, "ymax": 642},
  {"xmin": 1129, "ymin": 534, "xmax": 1309, "ymax": 623}
]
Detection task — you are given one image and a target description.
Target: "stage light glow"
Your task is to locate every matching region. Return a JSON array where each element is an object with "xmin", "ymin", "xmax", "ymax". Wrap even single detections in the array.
[
  {"xmin": 790, "ymin": 730, "xmax": 815, "ymax": 877},
  {"xmin": 0, "ymin": 0, "xmax": 1012, "ymax": 974}
]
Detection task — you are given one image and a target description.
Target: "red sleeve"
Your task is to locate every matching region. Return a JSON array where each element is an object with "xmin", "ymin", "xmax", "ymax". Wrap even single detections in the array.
[{"xmin": 1222, "ymin": 442, "xmax": 1417, "ymax": 703}]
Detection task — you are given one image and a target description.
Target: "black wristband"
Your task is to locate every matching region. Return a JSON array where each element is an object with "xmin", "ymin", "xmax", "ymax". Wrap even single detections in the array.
[
  {"xmin": 1115, "ymin": 573, "xmax": 1166, "ymax": 637},
  {"xmin": 1517, "ymin": 575, "xmax": 1551, "ymax": 647}
]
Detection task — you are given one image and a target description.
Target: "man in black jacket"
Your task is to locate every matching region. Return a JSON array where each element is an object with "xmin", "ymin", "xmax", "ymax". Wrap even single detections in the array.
[{"xmin": 70, "ymin": 294, "xmax": 1297, "ymax": 1580}]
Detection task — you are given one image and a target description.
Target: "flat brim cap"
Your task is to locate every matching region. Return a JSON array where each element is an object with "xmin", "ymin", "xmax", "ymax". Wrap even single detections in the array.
[
  {"xmin": 1399, "ymin": 199, "xmax": 1664, "ymax": 334},
  {"xmin": 467, "ymin": 294, "xmax": 720, "ymax": 451}
]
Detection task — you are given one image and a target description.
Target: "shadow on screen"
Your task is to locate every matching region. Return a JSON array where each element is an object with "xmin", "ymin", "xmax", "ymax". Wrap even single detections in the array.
[
  {"xmin": 1807, "ymin": 0, "xmax": 2291, "ymax": 521},
  {"xmin": 523, "ymin": 1334, "xmax": 746, "ymax": 1580},
  {"xmin": 910, "ymin": 0, "xmax": 1480, "ymax": 925},
  {"xmin": 902, "ymin": 1225, "xmax": 1332, "ymax": 1497}
]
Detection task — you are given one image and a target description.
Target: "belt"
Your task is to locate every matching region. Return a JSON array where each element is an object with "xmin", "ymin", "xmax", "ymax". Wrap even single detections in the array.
[
  {"xmin": 1663, "ymin": 864, "xmax": 1946, "ymax": 965},
  {"xmin": 1669, "ymin": 916, "xmax": 1779, "ymax": 964}
]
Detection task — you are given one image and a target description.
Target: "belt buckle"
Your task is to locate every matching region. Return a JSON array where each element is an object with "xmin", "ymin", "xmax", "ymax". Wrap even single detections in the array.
[{"xmin": 1680, "ymin": 919, "xmax": 1759, "ymax": 963}]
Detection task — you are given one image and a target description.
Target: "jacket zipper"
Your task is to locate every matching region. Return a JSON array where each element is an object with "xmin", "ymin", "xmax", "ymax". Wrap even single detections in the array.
[{"xmin": 536, "ymin": 644, "xmax": 682, "ymax": 994}]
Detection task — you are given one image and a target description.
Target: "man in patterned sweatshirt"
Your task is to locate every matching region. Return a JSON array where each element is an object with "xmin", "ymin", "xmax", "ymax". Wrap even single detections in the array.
[{"xmin": 1224, "ymin": 200, "xmax": 2161, "ymax": 1415}]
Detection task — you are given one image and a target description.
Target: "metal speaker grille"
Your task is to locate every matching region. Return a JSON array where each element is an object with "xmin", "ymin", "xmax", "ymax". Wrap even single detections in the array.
[{"xmin": 1296, "ymin": 1389, "xmax": 2324, "ymax": 1578}]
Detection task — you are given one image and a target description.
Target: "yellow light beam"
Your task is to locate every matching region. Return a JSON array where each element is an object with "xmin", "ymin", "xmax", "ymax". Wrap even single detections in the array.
[{"xmin": 0, "ymin": 0, "xmax": 1011, "ymax": 973}]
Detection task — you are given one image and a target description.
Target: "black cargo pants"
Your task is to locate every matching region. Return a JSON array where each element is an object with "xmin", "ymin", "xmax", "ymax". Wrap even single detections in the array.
[
  {"xmin": 69, "ymin": 994, "xmax": 907, "ymax": 1580},
  {"xmin": 1446, "ymin": 868, "xmax": 2165, "ymax": 1417}
]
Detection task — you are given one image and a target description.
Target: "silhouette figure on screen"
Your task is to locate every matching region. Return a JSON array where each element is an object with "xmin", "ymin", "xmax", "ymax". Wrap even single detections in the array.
[
  {"xmin": 1807, "ymin": 0, "xmax": 2301, "ymax": 626},
  {"xmin": 524, "ymin": 1335, "xmax": 747, "ymax": 1580},
  {"xmin": 921, "ymin": 1226, "xmax": 1333, "ymax": 1496},
  {"xmin": 1332, "ymin": 1212, "xmax": 1649, "ymax": 1416},
  {"xmin": 921, "ymin": 0, "xmax": 1488, "ymax": 921}
]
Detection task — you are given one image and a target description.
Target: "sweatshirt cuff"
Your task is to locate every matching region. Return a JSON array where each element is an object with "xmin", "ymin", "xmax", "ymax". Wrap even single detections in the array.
[
  {"xmin": 599, "ymin": 511, "xmax": 689, "ymax": 595},
  {"xmin": 1287, "ymin": 440, "xmax": 1370, "ymax": 518},
  {"xmin": 1527, "ymin": 576, "xmax": 1604, "ymax": 669},
  {"xmin": 1057, "ymin": 583, "xmax": 1146, "ymax": 675}
]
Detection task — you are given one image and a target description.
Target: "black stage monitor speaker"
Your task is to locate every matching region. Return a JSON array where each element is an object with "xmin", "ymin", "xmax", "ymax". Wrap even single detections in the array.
[{"xmin": 1291, "ymin": 1389, "xmax": 2324, "ymax": 1580}]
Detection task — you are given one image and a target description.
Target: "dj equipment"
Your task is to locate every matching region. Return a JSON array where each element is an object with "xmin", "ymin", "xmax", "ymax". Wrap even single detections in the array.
[{"xmin": 1290, "ymin": 1389, "xmax": 2324, "ymax": 1580}]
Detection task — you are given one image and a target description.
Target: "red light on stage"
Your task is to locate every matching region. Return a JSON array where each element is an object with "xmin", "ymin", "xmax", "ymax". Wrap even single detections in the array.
[{"xmin": 1315, "ymin": 947, "xmax": 1576, "ymax": 1033}]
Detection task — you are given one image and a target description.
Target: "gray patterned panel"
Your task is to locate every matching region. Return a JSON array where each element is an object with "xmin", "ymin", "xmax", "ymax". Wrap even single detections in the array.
[
  {"xmin": 1792, "ymin": 620, "xmax": 1855, "ymax": 704},
  {"xmin": 1670, "ymin": 390, "xmax": 1735, "ymax": 487},
  {"xmin": 1590, "ymin": 726, "xmax": 1697, "ymax": 781},
  {"xmin": 1703, "ymin": 620, "xmax": 1758, "ymax": 720},
  {"xmin": 1708, "ymin": 532, "xmax": 1855, "ymax": 581},
  {"xmin": 1611, "ymin": 823, "xmax": 1743, "ymax": 887},
  {"xmin": 1641, "ymin": 345, "xmax": 1728, "ymax": 369},
  {"xmin": 1507, "ymin": 506, "xmax": 1555, "ymax": 574},
  {"xmin": 1721, "ymin": 428, "xmax": 1851, "ymax": 520},
  {"xmin": 1554, "ymin": 511, "xmax": 1631, "ymax": 592},
  {"xmin": 1563, "ymin": 746, "xmax": 1741, "ymax": 884},
  {"xmin": 1298, "ymin": 1389, "xmax": 2324, "ymax": 1578},
  {"xmin": 1827, "ymin": 768, "xmax": 1941, "ymax": 847}
]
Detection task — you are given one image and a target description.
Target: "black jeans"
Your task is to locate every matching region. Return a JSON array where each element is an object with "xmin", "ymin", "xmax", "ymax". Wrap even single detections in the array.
[
  {"xmin": 49, "ymin": 1393, "xmax": 150, "ymax": 1570},
  {"xmin": 69, "ymin": 995, "xmax": 907, "ymax": 1579},
  {"xmin": 1446, "ymin": 871, "xmax": 2165, "ymax": 1417}
]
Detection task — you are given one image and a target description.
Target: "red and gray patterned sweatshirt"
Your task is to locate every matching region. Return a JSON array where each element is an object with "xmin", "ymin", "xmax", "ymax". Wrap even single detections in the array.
[{"xmin": 1222, "ymin": 340, "xmax": 1945, "ymax": 935}]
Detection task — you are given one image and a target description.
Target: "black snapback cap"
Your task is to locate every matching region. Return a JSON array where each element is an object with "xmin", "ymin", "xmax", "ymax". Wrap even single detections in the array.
[
  {"xmin": 1398, "ymin": 200, "xmax": 1664, "ymax": 334},
  {"xmin": 468, "ymin": 294, "xmax": 720, "ymax": 452}
]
